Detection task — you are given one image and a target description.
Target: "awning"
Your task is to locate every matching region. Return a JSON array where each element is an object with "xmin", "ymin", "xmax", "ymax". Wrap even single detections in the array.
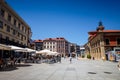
[{"xmin": 0, "ymin": 44, "xmax": 11, "ymax": 50}]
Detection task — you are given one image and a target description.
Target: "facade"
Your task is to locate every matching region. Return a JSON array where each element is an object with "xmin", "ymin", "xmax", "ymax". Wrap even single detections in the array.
[
  {"xmin": 0, "ymin": 0, "xmax": 32, "ymax": 48},
  {"xmin": 80, "ymin": 46, "xmax": 85, "ymax": 57},
  {"xmin": 34, "ymin": 39, "xmax": 43, "ymax": 51},
  {"xmin": 85, "ymin": 21, "xmax": 120, "ymax": 60},
  {"xmin": 76, "ymin": 45, "xmax": 80, "ymax": 56},
  {"xmin": 69, "ymin": 43, "xmax": 80, "ymax": 57},
  {"xmin": 43, "ymin": 38, "xmax": 57, "ymax": 52},
  {"xmin": 43, "ymin": 37, "xmax": 69, "ymax": 57}
]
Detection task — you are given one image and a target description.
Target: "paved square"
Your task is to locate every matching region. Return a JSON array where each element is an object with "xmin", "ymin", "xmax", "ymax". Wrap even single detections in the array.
[{"xmin": 0, "ymin": 58, "xmax": 120, "ymax": 80}]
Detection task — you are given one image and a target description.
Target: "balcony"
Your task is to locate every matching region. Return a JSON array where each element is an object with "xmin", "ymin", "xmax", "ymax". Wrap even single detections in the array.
[{"xmin": 0, "ymin": 38, "xmax": 27, "ymax": 48}]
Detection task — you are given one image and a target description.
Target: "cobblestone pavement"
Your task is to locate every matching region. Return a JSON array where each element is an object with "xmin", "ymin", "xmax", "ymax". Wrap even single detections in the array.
[{"xmin": 0, "ymin": 58, "xmax": 120, "ymax": 80}]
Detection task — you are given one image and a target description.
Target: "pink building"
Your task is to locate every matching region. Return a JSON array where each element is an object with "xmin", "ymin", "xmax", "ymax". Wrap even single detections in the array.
[{"xmin": 43, "ymin": 37, "xmax": 69, "ymax": 57}]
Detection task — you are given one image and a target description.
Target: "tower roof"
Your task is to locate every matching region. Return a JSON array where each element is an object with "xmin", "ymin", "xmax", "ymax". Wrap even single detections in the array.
[{"xmin": 96, "ymin": 21, "xmax": 105, "ymax": 31}]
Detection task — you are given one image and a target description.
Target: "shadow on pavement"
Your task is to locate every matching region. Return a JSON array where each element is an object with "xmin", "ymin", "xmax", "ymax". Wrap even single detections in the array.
[
  {"xmin": 0, "ymin": 64, "xmax": 32, "ymax": 72},
  {"xmin": 0, "ymin": 67, "xmax": 18, "ymax": 72},
  {"xmin": 15, "ymin": 64, "xmax": 32, "ymax": 67}
]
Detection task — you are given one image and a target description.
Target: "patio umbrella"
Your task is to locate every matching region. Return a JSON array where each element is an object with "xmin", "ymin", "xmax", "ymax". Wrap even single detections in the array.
[
  {"xmin": 9, "ymin": 45, "xmax": 24, "ymax": 50},
  {"xmin": 24, "ymin": 48, "xmax": 36, "ymax": 52},
  {"xmin": 0, "ymin": 44, "xmax": 11, "ymax": 50},
  {"xmin": 36, "ymin": 49, "xmax": 51, "ymax": 55}
]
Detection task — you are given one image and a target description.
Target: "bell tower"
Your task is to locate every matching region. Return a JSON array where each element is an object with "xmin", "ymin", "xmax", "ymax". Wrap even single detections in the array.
[{"xmin": 96, "ymin": 21, "xmax": 105, "ymax": 32}]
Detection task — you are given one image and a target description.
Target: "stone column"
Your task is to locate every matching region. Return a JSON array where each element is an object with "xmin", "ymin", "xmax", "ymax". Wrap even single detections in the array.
[{"xmin": 100, "ymin": 37, "xmax": 106, "ymax": 60}]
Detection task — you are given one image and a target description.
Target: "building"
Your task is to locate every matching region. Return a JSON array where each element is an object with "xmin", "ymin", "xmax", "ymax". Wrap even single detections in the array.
[
  {"xmin": 34, "ymin": 39, "xmax": 43, "ymax": 51},
  {"xmin": 0, "ymin": 0, "xmax": 32, "ymax": 48},
  {"xmin": 43, "ymin": 37, "xmax": 69, "ymax": 57},
  {"xmin": 76, "ymin": 45, "xmax": 80, "ymax": 57},
  {"xmin": 80, "ymin": 45, "xmax": 85, "ymax": 57},
  {"xmin": 85, "ymin": 21, "xmax": 120, "ymax": 60},
  {"xmin": 69, "ymin": 43, "xmax": 80, "ymax": 57}
]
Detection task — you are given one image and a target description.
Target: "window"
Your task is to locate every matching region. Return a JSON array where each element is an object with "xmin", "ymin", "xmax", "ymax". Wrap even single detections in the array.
[
  {"xmin": 0, "ymin": 9, "xmax": 5, "ymax": 17},
  {"xmin": 14, "ymin": 19, "xmax": 16, "ymax": 26},
  {"xmin": 18, "ymin": 23, "xmax": 20, "ymax": 29},
  {"xmin": 18, "ymin": 32, "xmax": 20, "ymax": 37},
  {"xmin": 117, "ymin": 38, "xmax": 120, "ymax": 45},
  {"xmin": 0, "ymin": 34, "xmax": 2, "ymax": 43},
  {"xmin": 6, "ymin": 25, "xmax": 10, "ymax": 32},
  {"xmin": 13, "ymin": 29, "xmax": 16, "ymax": 35},
  {"xmin": 6, "ymin": 36, "xmax": 9, "ymax": 45},
  {"xmin": 8, "ymin": 14, "xmax": 11, "ymax": 22},
  {"xmin": 24, "ymin": 36, "xmax": 26, "ymax": 40},
  {"xmin": 44, "ymin": 46, "xmax": 46, "ymax": 48},
  {"xmin": 21, "ymin": 35, "xmax": 23, "ymax": 41},
  {"xmin": 0, "ymin": 34, "xmax": 2, "ymax": 39},
  {"xmin": 105, "ymin": 39, "xmax": 109, "ymax": 45},
  {"xmin": 0, "ymin": 21, "xmax": 3, "ymax": 28}
]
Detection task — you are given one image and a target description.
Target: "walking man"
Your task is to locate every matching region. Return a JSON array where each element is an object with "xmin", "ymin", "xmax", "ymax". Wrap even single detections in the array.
[{"xmin": 70, "ymin": 57, "xmax": 72, "ymax": 63}]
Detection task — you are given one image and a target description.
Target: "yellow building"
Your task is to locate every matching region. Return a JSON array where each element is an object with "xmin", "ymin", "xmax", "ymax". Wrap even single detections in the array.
[
  {"xmin": 85, "ymin": 22, "xmax": 120, "ymax": 60},
  {"xmin": 0, "ymin": 0, "xmax": 32, "ymax": 48}
]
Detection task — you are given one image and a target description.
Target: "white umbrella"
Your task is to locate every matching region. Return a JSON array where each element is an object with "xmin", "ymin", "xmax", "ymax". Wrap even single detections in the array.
[
  {"xmin": 8, "ymin": 45, "xmax": 26, "ymax": 53},
  {"xmin": 46, "ymin": 51, "xmax": 55, "ymax": 56},
  {"xmin": 24, "ymin": 48, "xmax": 36, "ymax": 52},
  {"xmin": 9, "ymin": 45, "xmax": 24, "ymax": 50},
  {"xmin": 36, "ymin": 49, "xmax": 51, "ymax": 55},
  {"xmin": 0, "ymin": 44, "xmax": 11, "ymax": 50}
]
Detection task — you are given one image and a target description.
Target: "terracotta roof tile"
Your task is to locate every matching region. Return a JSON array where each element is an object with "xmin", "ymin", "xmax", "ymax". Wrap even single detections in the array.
[{"xmin": 34, "ymin": 40, "xmax": 43, "ymax": 42}]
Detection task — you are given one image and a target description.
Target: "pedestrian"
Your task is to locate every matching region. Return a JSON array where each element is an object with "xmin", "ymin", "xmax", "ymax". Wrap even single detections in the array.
[
  {"xmin": 70, "ymin": 57, "xmax": 72, "ymax": 63},
  {"xmin": 0, "ymin": 57, "xmax": 3, "ymax": 68}
]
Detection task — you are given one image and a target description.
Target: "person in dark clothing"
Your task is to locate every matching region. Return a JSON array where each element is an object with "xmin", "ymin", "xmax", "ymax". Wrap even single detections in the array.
[{"xmin": 70, "ymin": 57, "xmax": 72, "ymax": 63}]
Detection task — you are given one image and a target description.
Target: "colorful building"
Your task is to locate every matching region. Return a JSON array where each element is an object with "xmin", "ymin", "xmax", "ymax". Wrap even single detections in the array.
[
  {"xmin": 85, "ymin": 21, "xmax": 120, "ymax": 60},
  {"xmin": 34, "ymin": 39, "xmax": 43, "ymax": 51},
  {"xmin": 43, "ymin": 37, "xmax": 69, "ymax": 57}
]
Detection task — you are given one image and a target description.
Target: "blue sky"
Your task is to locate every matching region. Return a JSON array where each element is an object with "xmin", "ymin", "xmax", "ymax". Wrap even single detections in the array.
[{"xmin": 6, "ymin": 0, "xmax": 120, "ymax": 45}]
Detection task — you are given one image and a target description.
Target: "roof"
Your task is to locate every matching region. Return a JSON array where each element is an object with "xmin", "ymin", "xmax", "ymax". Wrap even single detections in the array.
[
  {"xmin": 44, "ymin": 37, "xmax": 66, "ymax": 41},
  {"xmin": 88, "ymin": 30, "xmax": 120, "ymax": 41},
  {"xmin": 34, "ymin": 40, "xmax": 43, "ymax": 42},
  {"xmin": 102, "ymin": 30, "xmax": 120, "ymax": 33},
  {"xmin": 88, "ymin": 30, "xmax": 120, "ymax": 34}
]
